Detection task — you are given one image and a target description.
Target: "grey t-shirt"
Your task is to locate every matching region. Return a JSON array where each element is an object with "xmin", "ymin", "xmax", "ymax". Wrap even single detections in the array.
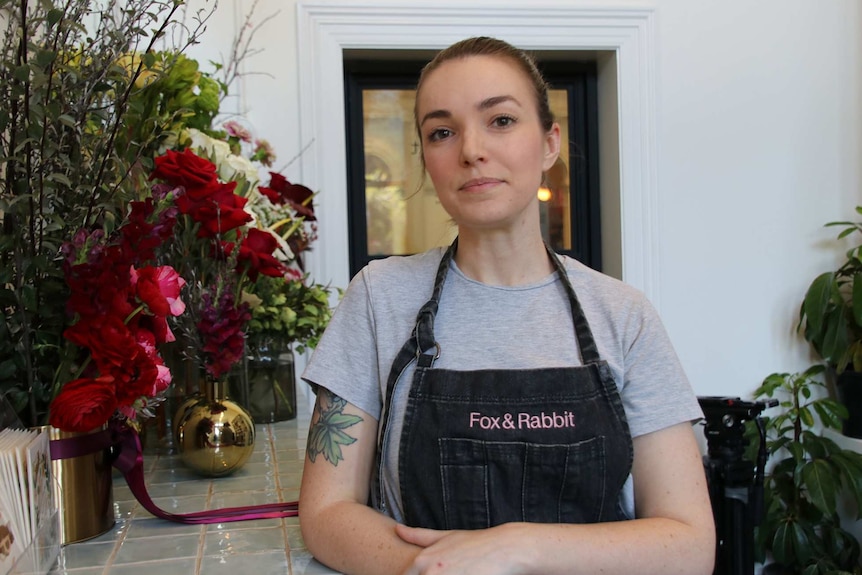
[{"xmin": 302, "ymin": 247, "xmax": 703, "ymax": 520}]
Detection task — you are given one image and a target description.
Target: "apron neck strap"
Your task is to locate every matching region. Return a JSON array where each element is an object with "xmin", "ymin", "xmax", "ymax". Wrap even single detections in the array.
[{"xmin": 544, "ymin": 244, "xmax": 601, "ymax": 365}]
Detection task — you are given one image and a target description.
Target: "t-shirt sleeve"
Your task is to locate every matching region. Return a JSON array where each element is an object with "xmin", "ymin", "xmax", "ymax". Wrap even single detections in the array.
[
  {"xmin": 301, "ymin": 269, "xmax": 383, "ymax": 421},
  {"xmin": 619, "ymin": 294, "xmax": 703, "ymax": 439}
]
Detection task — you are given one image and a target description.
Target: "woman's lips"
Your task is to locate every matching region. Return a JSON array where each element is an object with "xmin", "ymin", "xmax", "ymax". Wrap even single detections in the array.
[{"xmin": 460, "ymin": 178, "xmax": 502, "ymax": 192}]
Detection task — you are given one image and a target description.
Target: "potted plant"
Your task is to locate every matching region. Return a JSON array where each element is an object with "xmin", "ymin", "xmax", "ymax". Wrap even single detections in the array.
[
  {"xmin": 799, "ymin": 207, "xmax": 862, "ymax": 437},
  {"xmin": 751, "ymin": 365, "xmax": 862, "ymax": 575}
]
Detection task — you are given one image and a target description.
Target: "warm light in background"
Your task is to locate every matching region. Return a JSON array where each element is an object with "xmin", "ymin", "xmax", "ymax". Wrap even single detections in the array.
[{"xmin": 537, "ymin": 187, "xmax": 552, "ymax": 202}]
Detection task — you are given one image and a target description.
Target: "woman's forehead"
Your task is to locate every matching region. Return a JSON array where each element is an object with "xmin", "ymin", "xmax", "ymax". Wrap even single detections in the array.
[{"xmin": 417, "ymin": 55, "xmax": 533, "ymax": 112}]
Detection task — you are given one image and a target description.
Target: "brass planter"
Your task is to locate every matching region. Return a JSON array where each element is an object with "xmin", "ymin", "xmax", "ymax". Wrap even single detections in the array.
[{"xmin": 44, "ymin": 425, "xmax": 115, "ymax": 545}]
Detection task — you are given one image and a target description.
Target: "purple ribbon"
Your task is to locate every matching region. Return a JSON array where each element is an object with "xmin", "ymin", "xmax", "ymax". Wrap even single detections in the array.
[{"xmin": 50, "ymin": 422, "xmax": 298, "ymax": 524}]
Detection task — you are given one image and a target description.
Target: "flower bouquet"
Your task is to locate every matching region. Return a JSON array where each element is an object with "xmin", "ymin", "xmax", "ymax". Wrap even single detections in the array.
[
  {"xmin": 177, "ymin": 124, "xmax": 335, "ymax": 423},
  {"xmin": 0, "ymin": 0, "xmax": 334, "ymax": 437},
  {"xmin": 0, "ymin": 0, "xmax": 217, "ymax": 431}
]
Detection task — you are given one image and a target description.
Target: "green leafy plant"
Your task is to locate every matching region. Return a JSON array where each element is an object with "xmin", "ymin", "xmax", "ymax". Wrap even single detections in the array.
[
  {"xmin": 245, "ymin": 274, "xmax": 337, "ymax": 355},
  {"xmin": 752, "ymin": 365, "xmax": 862, "ymax": 574},
  {"xmin": 799, "ymin": 207, "xmax": 862, "ymax": 373}
]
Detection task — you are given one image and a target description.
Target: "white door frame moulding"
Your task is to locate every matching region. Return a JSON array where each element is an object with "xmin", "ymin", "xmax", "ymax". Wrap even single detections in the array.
[{"xmin": 296, "ymin": 0, "xmax": 660, "ymax": 302}]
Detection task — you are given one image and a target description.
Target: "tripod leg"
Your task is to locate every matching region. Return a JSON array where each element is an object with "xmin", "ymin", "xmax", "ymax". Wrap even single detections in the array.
[{"xmin": 721, "ymin": 486, "xmax": 754, "ymax": 575}]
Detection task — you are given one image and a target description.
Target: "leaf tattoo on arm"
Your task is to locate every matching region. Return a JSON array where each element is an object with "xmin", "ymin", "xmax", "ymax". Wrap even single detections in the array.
[{"xmin": 307, "ymin": 389, "xmax": 364, "ymax": 466}]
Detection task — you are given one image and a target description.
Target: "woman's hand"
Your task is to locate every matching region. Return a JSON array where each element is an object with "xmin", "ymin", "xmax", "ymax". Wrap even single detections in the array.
[{"xmin": 396, "ymin": 523, "xmax": 533, "ymax": 575}]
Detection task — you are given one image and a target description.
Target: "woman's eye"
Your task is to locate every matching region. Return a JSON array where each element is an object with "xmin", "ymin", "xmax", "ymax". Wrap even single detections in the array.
[
  {"xmin": 492, "ymin": 115, "xmax": 516, "ymax": 128},
  {"xmin": 427, "ymin": 128, "xmax": 452, "ymax": 142}
]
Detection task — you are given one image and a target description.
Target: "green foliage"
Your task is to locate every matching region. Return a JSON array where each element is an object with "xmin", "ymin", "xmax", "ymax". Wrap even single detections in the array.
[
  {"xmin": 0, "ymin": 0, "xmax": 215, "ymax": 426},
  {"xmin": 800, "ymin": 207, "xmax": 862, "ymax": 373},
  {"xmin": 245, "ymin": 274, "xmax": 339, "ymax": 355},
  {"xmin": 753, "ymin": 366, "xmax": 862, "ymax": 574},
  {"xmin": 116, "ymin": 50, "xmax": 227, "ymax": 167}
]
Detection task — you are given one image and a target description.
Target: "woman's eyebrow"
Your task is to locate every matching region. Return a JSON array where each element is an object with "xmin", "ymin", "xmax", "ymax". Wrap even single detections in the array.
[
  {"xmin": 419, "ymin": 95, "xmax": 521, "ymax": 127},
  {"xmin": 419, "ymin": 109, "xmax": 451, "ymax": 127},
  {"xmin": 478, "ymin": 94, "xmax": 520, "ymax": 111}
]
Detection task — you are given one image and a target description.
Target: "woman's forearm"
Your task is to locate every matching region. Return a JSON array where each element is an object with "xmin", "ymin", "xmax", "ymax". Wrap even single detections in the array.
[
  {"xmin": 300, "ymin": 499, "xmax": 421, "ymax": 575},
  {"xmin": 519, "ymin": 517, "xmax": 714, "ymax": 575},
  {"xmin": 398, "ymin": 517, "xmax": 714, "ymax": 575}
]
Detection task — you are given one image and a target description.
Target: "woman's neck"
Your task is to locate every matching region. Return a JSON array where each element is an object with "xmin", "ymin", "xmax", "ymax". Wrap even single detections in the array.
[{"xmin": 453, "ymin": 230, "xmax": 554, "ymax": 286}]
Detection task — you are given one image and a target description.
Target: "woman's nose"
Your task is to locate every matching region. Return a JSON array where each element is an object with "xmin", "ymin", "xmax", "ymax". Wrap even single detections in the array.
[{"xmin": 459, "ymin": 127, "xmax": 486, "ymax": 166}]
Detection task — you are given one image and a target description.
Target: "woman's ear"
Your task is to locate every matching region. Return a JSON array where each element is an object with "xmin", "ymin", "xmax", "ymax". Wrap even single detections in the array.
[{"xmin": 542, "ymin": 122, "xmax": 562, "ymax": 171}]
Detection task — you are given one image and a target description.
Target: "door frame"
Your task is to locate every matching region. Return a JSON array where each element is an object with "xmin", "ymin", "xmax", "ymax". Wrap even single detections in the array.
[{"xmin": 296, "ymin": 0, "xmax": 661, "ymax": 305}]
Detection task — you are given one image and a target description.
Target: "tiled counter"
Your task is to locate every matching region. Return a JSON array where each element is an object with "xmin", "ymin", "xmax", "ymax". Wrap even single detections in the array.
[{"xmin": 49, "ymin": 403, "xmax": 340, "ymax": 575}]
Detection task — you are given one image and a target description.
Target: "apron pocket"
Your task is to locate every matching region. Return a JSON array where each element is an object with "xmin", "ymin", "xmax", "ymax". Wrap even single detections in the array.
[{"xmin": 438, "ymin": 436, "xmax": 607, "ymax": 529}]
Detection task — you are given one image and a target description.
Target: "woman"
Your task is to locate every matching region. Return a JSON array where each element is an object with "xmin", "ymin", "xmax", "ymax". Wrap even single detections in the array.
[{"xmin": 299, "ymin": 37, "xmax": 715, "ymax": 575}]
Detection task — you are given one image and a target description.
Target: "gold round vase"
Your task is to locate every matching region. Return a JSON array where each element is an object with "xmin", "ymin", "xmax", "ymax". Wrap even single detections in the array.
[{"xmin": 173, "ymin": 379, "xmax": 255, "ymax": 477}]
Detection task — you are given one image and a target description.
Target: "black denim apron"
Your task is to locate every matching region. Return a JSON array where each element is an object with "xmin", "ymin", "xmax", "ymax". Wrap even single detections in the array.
[{"xmin": 373, "ymin": 241, "xmax": 633, "ymax": 530}]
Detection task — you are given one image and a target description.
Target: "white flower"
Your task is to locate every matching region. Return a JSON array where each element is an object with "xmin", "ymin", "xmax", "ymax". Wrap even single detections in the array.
[
  {"xmin": 186, "ymin": 128, "xmax": 260, "ymax": 194},
  {"xmin": 211, "ymin": 139, "xmax": 232, "ymax": 167},
  {"xmin": 267, "ymin": 227, "xmax": 295, "ymax": 263},
  {"xmin": 222, "ymin": 153, "xmax": 260, "ymax": 191},
  {"xmin": 186, "ymin": 128, "xmax": 214, "ymax": 154}
]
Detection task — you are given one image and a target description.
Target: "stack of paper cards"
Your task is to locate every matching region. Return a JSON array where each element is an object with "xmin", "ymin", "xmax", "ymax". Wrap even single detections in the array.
[{"xmin": 0, "ymin": 429, "xmax": 53, "ymax": 575}]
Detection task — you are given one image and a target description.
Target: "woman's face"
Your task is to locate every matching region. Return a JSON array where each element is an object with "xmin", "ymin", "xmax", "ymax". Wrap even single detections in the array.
[{"xmin": 416, "ymin": 55, "xmax": 560, "ymax": 234}]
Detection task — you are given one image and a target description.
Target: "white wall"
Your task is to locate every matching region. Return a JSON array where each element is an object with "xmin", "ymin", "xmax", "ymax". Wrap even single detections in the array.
[
  {"xmin": 654, "ymin": 0, "xmax": 862, "ymax": 398},
  {"xmin": 188, "ymin": 0, "xmax": 862, "ymax": 402}
]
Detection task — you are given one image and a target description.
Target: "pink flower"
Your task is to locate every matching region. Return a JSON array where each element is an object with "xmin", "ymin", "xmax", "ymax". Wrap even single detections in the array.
[
  {"xmin": 130, "ymin": 265, "xmax": 187, "ymax": 317},
  {"xmin": 134, "ymin": 330, "xmax": 172, "ymax": 395},
  {"xmin": 252, "ymin": 139, "xmax": 275, "ymax": 167},
  {"xmin": 223, "ymin": 120, "xmax": 252, "ymax": 143}
]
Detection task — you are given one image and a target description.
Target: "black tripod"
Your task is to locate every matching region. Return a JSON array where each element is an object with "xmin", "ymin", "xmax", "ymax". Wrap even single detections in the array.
[{"xmin": 698, "ymin": 397, "xmax": 775, "ymax": 575}]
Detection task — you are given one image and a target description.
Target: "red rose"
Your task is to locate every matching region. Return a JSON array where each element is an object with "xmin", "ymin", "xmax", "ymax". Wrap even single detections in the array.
[
  {"xmin": 235, "ymin": 228, "xmax": 285, "ymax": 281},
  {"xmin": 49, "ymin": 376, "xmax": 118, "ymax": 433},
  {"xmin": 151, "ymin": 148, "xmax": 218, "ymax": 189},
  {"xmin": 121, "ymin": 198, "xmax": 178, "ymax": 260},
  {"xmin": 260, "ymin": 172, "xmax": 316, "ymax": 221},
  {"xmin": 175, "ymin": 181, "xmax": 252, "ymax": 237},
  {"xmin": 195, "ymin": 195, "xmax": 252, "ymax": 237}
]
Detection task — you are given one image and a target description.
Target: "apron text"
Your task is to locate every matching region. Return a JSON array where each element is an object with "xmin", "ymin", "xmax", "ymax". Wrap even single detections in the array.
[{"xmin": 468, "ymin": 411, "xmax": 576, "ymax": 430}]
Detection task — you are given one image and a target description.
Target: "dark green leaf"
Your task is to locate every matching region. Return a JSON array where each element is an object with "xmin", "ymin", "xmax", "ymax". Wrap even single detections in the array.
[
  {"xmin": 802, "ymin": 273, "xmax": 835, "ymax": 335},
  {"xmin": 800, "ymin": 407, "xmax": 816, "ymax": 428},
  {"xmin": 823, "ymin": 306, "xmax": 850, "ymax": 366},
  {"xmin": 788, "ymin": 441, "xmax": 805, "ymax": 463},
  {"xmin": 852, "ymin": 273, "xmax": 862, "ymax": 327},
  {"xmin": 34, "ymin": 50, "xmax": 56, "ymax": 68},
  {"xmin": 0, "ymin": 360, "xmax": 17, "ymax": 380},
  {"xmin": 772, "ymin": 519, "xmax": 815, "ymax": 566},
  {"xmin": 46, "ymin": 9, "xmax": 64, "ymax": 26},
  {"xmin": 802, "ymin": 432, "xmax": 830, "ymax": 458},
  {"xmin": 801, "ymin": 459, "xmax": 838, "ymax": 515},
  {"xmin": 13, "ymin": 64, "xmax": 30, "ymax": 82},
  {"xmin": 830, "ymin": 451, "xmax": 862, "ymax": 519}
]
